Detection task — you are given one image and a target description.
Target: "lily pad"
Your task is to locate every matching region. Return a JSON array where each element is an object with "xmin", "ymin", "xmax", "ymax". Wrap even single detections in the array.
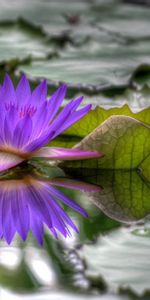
[
  {"xmin": 0, "ymin": 0, "xmax": 92, "ymax": 40},
  {"xmin": 17, "ymin": 39, "xmax": 150, "ymax": 90},
  {"xmin": 64, "ymin": 115, "xmax": 150, "ymax": 171},
  {"xmin": 1, "ymin": 0, "xmax": 150, "ymax": 42},
  {"xmin": 0, "ymin": 22, "xmax": 54, "ymax": 62},
  {"xmin": 64, "ymin": 104, "xmax": 150, "ymax": 138},
  {"xmin": 77, "ymin": 227, "xmax": 150, "ymax": 296},
  {"xmin": 94, "ymin": 2, "xmax": 150, "ymax": 40},
  {"xmin": 63, "ymin": 85, "xmax": 150, "ymax": 110}
]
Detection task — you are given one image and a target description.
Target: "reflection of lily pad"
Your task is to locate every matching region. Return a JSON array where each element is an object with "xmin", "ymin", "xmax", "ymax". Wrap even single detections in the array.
[
  {"xmin": 65, "ymin": 168, "xmax": 150, "ymax": 223},
  {"xmin": 139, "ymin": 155, "xmax": 150, "ymax": 183},
  {"xmin": 77, "ymin": 227, "xmax": 150, "ymax": 296}
]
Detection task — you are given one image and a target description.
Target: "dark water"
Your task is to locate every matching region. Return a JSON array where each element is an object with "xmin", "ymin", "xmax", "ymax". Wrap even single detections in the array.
[{"xmin": 0, "ymin": 161, "xmax": 149, "ymax": 300}]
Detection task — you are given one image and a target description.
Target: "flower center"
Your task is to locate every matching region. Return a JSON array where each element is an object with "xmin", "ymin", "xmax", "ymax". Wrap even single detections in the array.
[{"xmin": 5, "ymin": 102, "xmax": 37, "ymax": 118}]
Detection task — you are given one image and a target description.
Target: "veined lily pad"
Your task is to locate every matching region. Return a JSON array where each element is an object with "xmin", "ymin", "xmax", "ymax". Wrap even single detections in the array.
[{"xmin": 63, "ymin": 116, "xmax": 150, "ymax": 172}]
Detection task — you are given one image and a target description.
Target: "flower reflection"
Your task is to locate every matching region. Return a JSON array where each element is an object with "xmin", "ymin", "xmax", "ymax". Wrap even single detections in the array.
[{"xmin": 0, "ymin": 169, "xmax": 101, "ymax": 245}]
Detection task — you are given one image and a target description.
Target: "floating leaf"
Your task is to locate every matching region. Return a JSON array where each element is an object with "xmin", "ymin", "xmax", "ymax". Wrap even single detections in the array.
[
  {"xmin": 0, "ymin": 0, "xmax": 91, "ymax": 39},
  {"xmin": 63, "ymin": 115, "xmax": 150, "ymax": 171},
  {"xmin": 0, "ymin": 22, "xmax": 54, "ymax": 62},
  {"xmin": 18, "ymin": 42, "xmax": 150, "ymax": 90},
  {"xmin": 77, "ymin": 227, "xmax": 150, "ymax": 296},
  {"xmin": 64, "ymin": 104, "xmax": 150, "ymax": 138}
]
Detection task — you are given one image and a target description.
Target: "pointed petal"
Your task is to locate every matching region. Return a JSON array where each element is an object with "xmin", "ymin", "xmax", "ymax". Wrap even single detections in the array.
[
  {"xmin": 29, "ymin": 209, "xmax": 44, "ymax": 245},
  {"xmin": 0, "ymin": 192, "xmax": 4, "ymax": 238},
  {"xmin": 0, "ymin": 152, "xmax": 24, "ymax": 172},
  {"xmin": 29, "ymin": 184, "xmax": 68, "ymax": 236},
  {"xmin": 30, "ymin": 102, "xmax": 49, "ymax": 139},
  {"xmin": 49, "ymin": 178, "xmax": 102, "ymax": 192},
  {"xmin": 24, "ymin": 99, "xmax": 91, "ymax": 153},
  {"xmin": 16, "ymin": 74, "xmax": 31, "ymax": 103},
  {"xmin": 26, "ymin": 102, "xmax": 91, "ymax": 152},
  {"xmin": 52, "ymin": 104, "xmax": 92, "ymax": 139},
  {"xmin": 2, "ymin": 74, "xmax": 15, "ymax": 103},
  {"xmin": 2, "ymin": 190, "xmax": 15, "ymax": 244},
  {"xmin": 45, "ymin": 196, "xmax": 68, "ymax": 237},
  {"xmin": 47, "ymin": 185, "xmax": 88, "ymax": 217},
  {"xmin": 3, "ymin": 116, "xmax": 12, "ymax": 145},
  {"xmin": 26, "ymin": 185, "xmax": 52, "ymax": 229},
  {"xmin": 47, "ymin": 84, "xmax": 67, "ymax": 122},
  {"xmin": 46, "ymin": 96, "xmax": 85, "ymax": 140},
  {"xmin": 11, "ymin": 189, "xmax": 29, "ymax": 240},
  {"xmin": 31, "ymin": 80, "xmax": 47, "ymax": 105},
  {"xmin": 33, "ymin": 147, "xmax": 104, "ymax": 160},
  {"xmin": 13, "ymin": 115, "xmax": 32, "ymax": 148},
  {"xmin": 47, "ymin": 195, "xmax": 79, "ymax": 234}
]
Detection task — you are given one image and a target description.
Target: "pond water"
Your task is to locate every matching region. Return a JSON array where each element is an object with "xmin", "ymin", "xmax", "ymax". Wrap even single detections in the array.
[{"xmin": 0, "ymin": 161, "xmax": 150, "ymax": 300}]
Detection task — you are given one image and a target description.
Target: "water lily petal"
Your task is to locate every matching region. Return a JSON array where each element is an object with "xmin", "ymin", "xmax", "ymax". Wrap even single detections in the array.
[
  {"xmin": 51, "ymin": 104, "xmax": 92, "ymax": 139},
  {"xmin": 0, "ymin": 152, "xmax": 24, "ymax": 172},
  {"xmin": 29, "ymin": 209, "xmax": 44, "ymax": 245},
  {"xmin": 33, "ymin": 147, "xmax": 104, "ymax": 160},
  {"xmin": 11, "ymin": 188, "xmax": 29, "ymax": 240},
  {"xmin": 2, "ymin": 190, "xmax": 16, "ymax": 244},
  {"xmin": 1, "ymin": 74, "xmax": 16, "ymax": 103},
  {"xmin": 26, "ymin": 185, "xmax": 52, "ymax": 229},
  {"xmin": 16, "ymin": 74, "xmax": 31, "ymax": 103},
  {"xmin": 49, "ymin": 178, "xmax": 102, "ymax": 192},
  {"xmin": 47, "ymin": 84, "xmax": 67, "ymax": 122},
  {"xmin": 31, "ymin": 80, "xmax": 47, "ymax": 105},
  {"xmin": 46, "ymin": 184, "xmax": 88, "ymax": 217},
  {"xmin": 13, "ymin": 115, "xmax": 32, "ymax": 148}
]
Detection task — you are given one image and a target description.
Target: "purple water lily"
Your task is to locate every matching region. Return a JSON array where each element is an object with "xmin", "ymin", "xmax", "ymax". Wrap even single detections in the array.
[
  {"xmin": 0, "ymin": 75, "xmax": 103, "ymax": 172},
  {"xmin": 0, "ymin": 175, "xmax": 101, "ymax": 244}
]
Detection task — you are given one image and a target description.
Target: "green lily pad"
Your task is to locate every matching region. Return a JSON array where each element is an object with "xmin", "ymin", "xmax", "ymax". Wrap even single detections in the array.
[
  {"xmin": 18, "ymin": 39, "xmax": 150, "ymax": 90},
  {"xmin": 64, "ymin": 104, "xmax": 150, "ymax": 138},
  {"xmin": 94, "ymin": 2, "xmax": 150, "ymax": 39},
  {"xmin": 0, "ymin": 0, "xmax": 92, "ymax": 41},
  {"xmin": 77, "ymin": 226, "xmax": 150, "ymax": 296},
  {"xmin": 0, "ymin": 22, "xmax": 54, "ymax": 62},
  {"xmin": 63, "ymin": 85, "xmax": 150, "ymax": 109},
  {"xmin": 13, "ymin": 0, "xmax": 150, "ymax": 90},
  {"xmin": 63, "ymin": 115, "xmax": 150, "ymax": 171},
  {"xmin": 1, "ymin": 0, "xmax": 150, "ymax": 41}
]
